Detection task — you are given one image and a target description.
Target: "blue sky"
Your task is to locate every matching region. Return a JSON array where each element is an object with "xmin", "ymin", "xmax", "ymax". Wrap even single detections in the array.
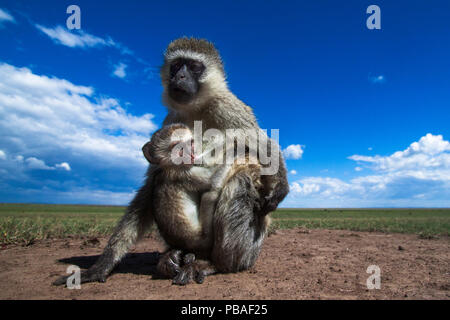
[{"xmin": 0, "ymin": 0, "xmax": 449, "ymax": 207}]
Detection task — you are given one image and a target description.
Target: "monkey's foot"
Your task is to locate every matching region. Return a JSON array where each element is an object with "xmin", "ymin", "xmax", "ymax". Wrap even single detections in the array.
[
  {"xmin": 156, "ymin": 249, "xmax": 183, "ymax": 278},
  {"xmin": 53, "ymin": 268, "xmax": 108, "ymax": 286},
  {"xmin": 172, "ymin": 254, "xmax": 214, "ymax": 285}
]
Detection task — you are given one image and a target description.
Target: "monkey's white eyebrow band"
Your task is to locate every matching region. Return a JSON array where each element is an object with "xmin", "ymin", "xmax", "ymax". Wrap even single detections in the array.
[{"xmin": 165, "ymin": 50, "xmax": 208, "ymax": 66}]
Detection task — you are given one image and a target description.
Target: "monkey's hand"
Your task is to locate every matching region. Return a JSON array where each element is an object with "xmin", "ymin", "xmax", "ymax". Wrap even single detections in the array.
[
  {"xmin": 256, "ymin": 150, "xmax": 290, "ymax": 216},
  {"xmin": 255, "ymin": 194, "xmax": 280, "ymax": 216},
  {"xmin": 52, "ymin": 266, "xmax": 108, "ymax": 286},
  {"xmin": 172, "ymin": 254, "xmax": 206, "ymax": 285},
  {"xmin": 256, "ymin": 179, "xmax": 289, "ymax": 216}
]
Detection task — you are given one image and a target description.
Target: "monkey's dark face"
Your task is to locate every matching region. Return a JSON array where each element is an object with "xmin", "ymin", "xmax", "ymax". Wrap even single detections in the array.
[{"xmin": 168, "ymin": 58, "xmax": 205, "ymax": 104}]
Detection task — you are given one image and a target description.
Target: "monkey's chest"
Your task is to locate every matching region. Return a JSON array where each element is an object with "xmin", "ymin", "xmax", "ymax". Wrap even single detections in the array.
[
  {"xmin": 154, "ymin": 189, "xmax": 204, "ymax": 249},
  {"xmin": 177, "ymin": 191, "xmax": 202, "ymax": 232}
]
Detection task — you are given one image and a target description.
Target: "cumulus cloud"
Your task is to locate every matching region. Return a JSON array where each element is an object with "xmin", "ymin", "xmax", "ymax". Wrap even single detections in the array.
[
  {"xmin": 55, "ymin": 162, "xmax": 71, "ymax": 171},
  {"xmin": 290, "ymin": 177, "xmax": 361, "ymax": 197},
  {"xmin": 283, "ymin": 144, "xmax": 304, "ymax": 160},
  {"xmin": 0, "ymin": 63, "xmax": 157, "ymax": 204},
  {"xmin": 25, "ymin": 157, "xmax": 54, "ymax": 170},
  {"xmin": 112, "ymin": 62, "xmax": 127, "ymax": 79},
  {"xmin": 368, "ymin": 74, "xmax": 386, "ymax": 84},
  {"xmin": 348, "ymin": 134, "xmax": 450, "ymax": 172},
  {"xmin": 290, "ymin": 170, "xmax": 297, "ymax": 175},
  {"xmin": 18, "ymin": 156, "xmax": 72, "ymax": 171},
  {"xmin": 0, "ymin": 8, "xmax": 15, "ymax": 26},
  {"xmin": 286, "ymin": 134, "xmax": 450, "ymax": 207},
  {"xmin": 0, "ymin": 152, "xmax": 71, "ymax": 177}
]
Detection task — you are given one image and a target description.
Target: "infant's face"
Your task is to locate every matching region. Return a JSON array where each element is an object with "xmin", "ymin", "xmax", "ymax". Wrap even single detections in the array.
[
  {"xmin": 169, "ymin": 137, "xmax": 195, "ymax": 165},
  {"xmin": 166, "ymin": 127, "xmax": 195, "ymax": 166}
]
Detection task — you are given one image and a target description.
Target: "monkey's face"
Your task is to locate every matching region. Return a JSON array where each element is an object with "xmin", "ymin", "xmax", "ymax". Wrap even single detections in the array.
[
  {"xmin": 168, "ymin": 137, "xmax": 195, "ymax": 166},
  {"xmin": 168, "ymin": 58, "xmax": 205, "ymax": 104},
  {"xmin": 161, "ymin": 38, "xmax": 228, "ymax": 111},
  {"xmin": 143, "ymin": 124, "xmax": 195, "ymax": 167}
]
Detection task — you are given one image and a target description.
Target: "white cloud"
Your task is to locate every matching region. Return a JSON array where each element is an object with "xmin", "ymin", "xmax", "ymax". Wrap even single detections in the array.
[
  {"xmin": 35, "ymin": 24, "xmax": 113, "ymax": 48},
  {"xmin": 25, "ymin": 157, "xmax": 54, "ymax": 170},
  {"xmin": 0, "ymin": 149, "xmax": 6, "ymax": 160},
  {"xmin": 289, "ymin": 170, "xmax": 297, "ymax": 175},
  {"xmin": 368, "ymin": 74, "xmax": 386, "ymax": 84},
  {"xmin": 283, "ymin": 144, "xmax": 304, "ymax": 160},
  {"xmin": 349, "ymin": 134, "xmax": 450, "ymax": 172},
  {"xmin": 0, "ymin": 8, "xmax": 15, "ymax": 25},
  {"xmin": 34, "ymin": 24, "xmax": 134, "ymax": 56},
  {"xmin": 290, "ymin": 177, "xmax": 361, "ymax": 197},
  {"xmin": 20, "ymin": 157, "xmax": 72, "ymax": 171},
  {"xmin": 286, "ymin": 134, "xmax": 450, "ymax": 207},
  {"xmin": 355, "ymin": 166, "xmax": 362, "ymax": 171},
  {"xmin": 34, "ymin": 24, "xmax": 136, "ymax": 59},
  {"xmin": 33, "ymin": 24, "xmax": 153, "ymax": 82},
  {"xmin": 55, "ymin": 162, "xmax": 71, "ymax": 171},
  {"xmin": 9, "ymin": 153, "xmax": 70, "ymax": 172},
  {"xmin": 0, "ymin": 63, "xmax": 157, "ymax": 203},
  {"xmin": 112, "ymin": 62, "xmax": 127, "ymax": 79}
]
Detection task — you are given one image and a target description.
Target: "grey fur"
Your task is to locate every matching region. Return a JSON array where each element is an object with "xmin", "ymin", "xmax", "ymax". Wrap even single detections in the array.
[
  {"xmin": 146, "ymin": 124, "xmax": 264, "ymax": 282},
  {"xmin": 53, "ymin": 38, "xmax": 288, "ymax": 287}
]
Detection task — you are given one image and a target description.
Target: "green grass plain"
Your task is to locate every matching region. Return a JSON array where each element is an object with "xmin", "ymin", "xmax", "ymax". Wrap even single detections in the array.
[{"xmin": 0, "ymin": 204, "xmax": 449, "ymax": 245}]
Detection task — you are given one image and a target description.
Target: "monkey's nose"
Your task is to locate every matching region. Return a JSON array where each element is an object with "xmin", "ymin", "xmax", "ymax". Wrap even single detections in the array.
[{"xmin": 176, "ymin": 65, "xmax": 188, "ymax": 80}]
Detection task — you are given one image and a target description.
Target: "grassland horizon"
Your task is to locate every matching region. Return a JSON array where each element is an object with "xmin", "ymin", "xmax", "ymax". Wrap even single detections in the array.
[{"xmin": 1, "ymin": 203, "xmax": 449, "ymax": 245}]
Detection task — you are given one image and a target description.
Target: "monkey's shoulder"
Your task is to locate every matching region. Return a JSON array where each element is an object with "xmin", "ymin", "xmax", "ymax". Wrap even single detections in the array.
[{"xmin": 202, "ymin": 96, "xmax": 258, "ymax": 129}]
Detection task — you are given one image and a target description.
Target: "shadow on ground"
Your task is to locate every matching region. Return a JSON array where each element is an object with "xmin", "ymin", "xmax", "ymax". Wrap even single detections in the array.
[{"xmin": 57, "ymin": 252, "xmax": 161, "ymax": 277}]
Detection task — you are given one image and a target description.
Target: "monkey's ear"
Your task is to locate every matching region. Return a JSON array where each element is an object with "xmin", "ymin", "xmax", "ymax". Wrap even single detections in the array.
[{"xmin": 142, "ymin": 142, "xmax": 158, "ymax": 164}]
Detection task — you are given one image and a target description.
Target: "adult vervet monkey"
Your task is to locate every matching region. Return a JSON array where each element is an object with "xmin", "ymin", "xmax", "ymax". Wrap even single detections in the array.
[{"xmin": 54, "ymin": 37, "xmax": 289, "ymax": 286}]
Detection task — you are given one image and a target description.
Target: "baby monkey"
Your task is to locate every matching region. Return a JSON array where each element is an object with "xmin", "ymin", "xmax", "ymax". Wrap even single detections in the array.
[{"xmin": 143, "ymin": 123, "xmax": 262, "ymax": 284}]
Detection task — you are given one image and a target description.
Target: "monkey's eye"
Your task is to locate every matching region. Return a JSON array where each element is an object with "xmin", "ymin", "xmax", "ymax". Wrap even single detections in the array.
[
  {"xmin": 189, "ymin": 61, "xmax": 204, "ymax": 74},
  {"xmin": 170, "ymin": 61, "xmax": 183, "ymax": 75},
  {"xmin": 169, "ymin": 141, "xmax": 180, "ymax": 149}
]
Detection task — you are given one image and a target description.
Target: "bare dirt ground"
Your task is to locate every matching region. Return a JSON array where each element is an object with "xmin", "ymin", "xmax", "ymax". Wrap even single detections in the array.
[{"xmin": 0, "ymin": 228, "xmax": 449, "ymax": 300}]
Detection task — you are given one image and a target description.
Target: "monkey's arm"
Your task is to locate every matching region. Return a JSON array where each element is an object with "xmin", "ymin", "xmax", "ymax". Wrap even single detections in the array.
[
  {"xmin": 257, "ymin": 136, "xmax": 289, "ymax": 215},
  {"xmin": 194, "ymin": 164, "xmax": 231, "ymax": 246},
  {"xmin": 210, "ymin": 163, "xmax": 234, "ymax": 190},
  {"xmin": 197, "ymin": 162, "xmax": 232, "ymax": 218},
  {"xmin": 227, "ymin": 109, "xmax": 289, "ymax": 216},
  {"xmin": 53, "ymin": 166, "xmax": 158, "ymax": 285},
  {"xmin": 198, "ymin": 190, "xmax": 219, "ymax": 239},
  {"xmin": 226, "ymin": 100, "xmax": 289, "ymax": 215}
]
